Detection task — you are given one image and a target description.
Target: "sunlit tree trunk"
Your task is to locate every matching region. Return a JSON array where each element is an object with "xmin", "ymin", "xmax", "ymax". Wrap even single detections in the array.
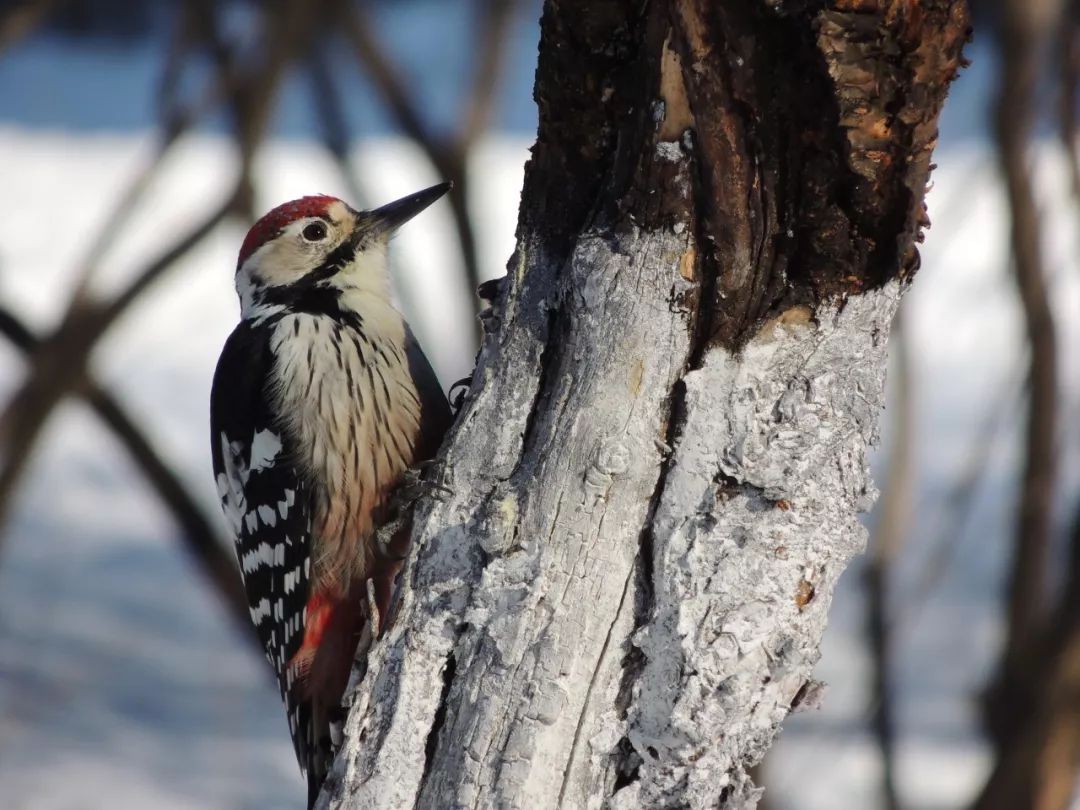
[{"xmin": 319, "ymin": 2, "xmax": 970, "ymax": 807}]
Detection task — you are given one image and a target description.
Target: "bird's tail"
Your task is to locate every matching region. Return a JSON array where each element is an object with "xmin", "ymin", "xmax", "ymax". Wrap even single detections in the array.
[
  {"xmin": 307, "ymin": 762, "xmax": 325, "ymax": 810},
  {"xmin": 301, "ymin": 572, "xmax": 392, "ymax": 809}
]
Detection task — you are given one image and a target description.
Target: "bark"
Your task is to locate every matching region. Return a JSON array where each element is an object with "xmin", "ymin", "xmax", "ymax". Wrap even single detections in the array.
[{"xmin": 319, "ymin": 2, "xmax": 970, "ymax": 808}]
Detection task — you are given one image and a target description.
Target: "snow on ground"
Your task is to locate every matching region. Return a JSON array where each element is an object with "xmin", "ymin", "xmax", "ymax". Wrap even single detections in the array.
[{"xmin": 0, "ymin": 126, "xmax": 1077, "ymax": 809}]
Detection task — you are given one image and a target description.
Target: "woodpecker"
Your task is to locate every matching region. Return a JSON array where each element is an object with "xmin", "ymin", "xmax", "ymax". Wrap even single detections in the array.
[{"xmin": 210, "ymin": 183, "xmax": 452, "ymax": 807}]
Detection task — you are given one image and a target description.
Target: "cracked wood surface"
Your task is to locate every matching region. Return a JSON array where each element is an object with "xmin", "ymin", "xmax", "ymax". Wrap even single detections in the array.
[{"xmin": 319, "ymin": 1, "xmax": 970, "ymax": 807}]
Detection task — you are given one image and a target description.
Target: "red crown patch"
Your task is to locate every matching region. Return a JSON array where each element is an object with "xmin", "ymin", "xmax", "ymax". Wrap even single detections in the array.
[{"xmin": 237, "ymin": 195, "xmax": 339, "ymax": 268}]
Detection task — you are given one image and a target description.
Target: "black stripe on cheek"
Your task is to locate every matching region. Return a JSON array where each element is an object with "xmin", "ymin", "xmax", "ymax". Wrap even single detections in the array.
[
  {"xmin": 307, "ymin": 237, "xmax": 358, "ymax": 284},
  {"xmin": 259, "ymin": 235, "xmax": 360, "ymax": 316}
]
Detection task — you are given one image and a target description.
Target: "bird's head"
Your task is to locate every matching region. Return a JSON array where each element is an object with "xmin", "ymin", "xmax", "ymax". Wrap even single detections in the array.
[{"xmin": 234, "ymin": 182, "xmax": 450, "ymax": 319}]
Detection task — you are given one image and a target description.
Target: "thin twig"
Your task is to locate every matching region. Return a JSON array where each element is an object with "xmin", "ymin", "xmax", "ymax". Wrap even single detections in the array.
[
  {"xmin": 100, "ymin": 188, "xmax": 242, "ymax": 327},
  {"xmin": 894, "ymin": 368, "xmax": 1026, "ymax": 642},
  {"xmin": 67, "ymin": 134, "xmax": 190, "ymax": 307},
  {"xmin": 305, "ymin": 44, "xmax": 438, "ymax": 331},
  {"xmin": 68, "ymin": 1, "xmax": 237, "ymax": 313}
]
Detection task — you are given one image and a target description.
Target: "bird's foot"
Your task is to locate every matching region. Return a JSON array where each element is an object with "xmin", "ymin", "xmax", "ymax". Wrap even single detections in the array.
[
  {"xmin": 372, "ymin": 464, "xmax": 452, "ymax": 561},
  {"xmin": 449, "ymin": 375, "xmax": 472, "ymax": 413}
]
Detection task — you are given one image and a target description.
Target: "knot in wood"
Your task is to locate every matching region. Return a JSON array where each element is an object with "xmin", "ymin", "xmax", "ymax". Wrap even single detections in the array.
[
  {"xmin": 582, "ymin": 438, "xmax": 631, "ymax": 512},
  {"xmin": 595, "ymin": 437, "xmax": 631, "ymax": 477}
]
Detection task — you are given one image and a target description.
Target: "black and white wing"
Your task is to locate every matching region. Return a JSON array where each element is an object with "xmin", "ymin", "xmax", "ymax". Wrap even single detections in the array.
[{"xmin": 209, "ymin": 319, "xmax": 315, "ymax": 770}]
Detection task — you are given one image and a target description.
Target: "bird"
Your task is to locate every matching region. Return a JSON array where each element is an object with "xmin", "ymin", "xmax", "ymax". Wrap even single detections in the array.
[{"xmin": 210, "ymin": 183, "xmax": 453, "ymax": 808}]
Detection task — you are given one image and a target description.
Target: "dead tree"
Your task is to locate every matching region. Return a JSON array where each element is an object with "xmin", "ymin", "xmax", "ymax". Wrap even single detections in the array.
[{"xmin": 319, "ymin": 2, "xmax": 970, "ymax": 807}]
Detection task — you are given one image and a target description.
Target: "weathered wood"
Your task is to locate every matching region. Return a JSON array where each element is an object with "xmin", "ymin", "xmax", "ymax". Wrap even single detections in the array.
[{"xmin": 320, "ymin": 2, "xmax": 970, "ymax": 807}]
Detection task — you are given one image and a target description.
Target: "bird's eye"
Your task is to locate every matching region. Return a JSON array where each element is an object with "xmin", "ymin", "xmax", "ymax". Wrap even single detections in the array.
[{"xmin": 302, "ymin": 221, "xmax": 328, "ymax": 242}]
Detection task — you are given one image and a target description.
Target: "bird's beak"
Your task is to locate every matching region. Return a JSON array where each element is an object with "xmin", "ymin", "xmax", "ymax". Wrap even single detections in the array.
[{"xmin": 363, "ymin": 182, "xmax": 452, "ymax": 238}]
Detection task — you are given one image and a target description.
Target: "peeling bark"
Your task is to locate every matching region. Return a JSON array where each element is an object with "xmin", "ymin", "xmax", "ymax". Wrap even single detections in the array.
[{"xmin": 318, "ymin": 2, "xmax": 970, "ymax": 807}]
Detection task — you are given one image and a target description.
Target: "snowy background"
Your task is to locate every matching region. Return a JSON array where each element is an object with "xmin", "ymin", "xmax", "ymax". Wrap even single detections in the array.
[{"xmin": 1, "ymin": 5, "xmax": 1079, "ymax": 809}]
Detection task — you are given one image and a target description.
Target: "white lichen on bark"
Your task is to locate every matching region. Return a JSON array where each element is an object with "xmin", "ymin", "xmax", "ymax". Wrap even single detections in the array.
[
  {"xmin": 317, "ymin": 145, "xmax": 905, "ymax": 809},
  {"xmin": 618, "ymin": 284, "xmax": 901, "ymax": 809}
]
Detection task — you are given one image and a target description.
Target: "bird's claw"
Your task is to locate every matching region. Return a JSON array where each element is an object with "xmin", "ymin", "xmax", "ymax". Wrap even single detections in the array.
[
  {"xmin": 373, "ymin": 463, "xmax": 452, "ymax": 561},
  {"xmin": 449, "ymin": 376, "xmax": 472, "ymax": 413}
]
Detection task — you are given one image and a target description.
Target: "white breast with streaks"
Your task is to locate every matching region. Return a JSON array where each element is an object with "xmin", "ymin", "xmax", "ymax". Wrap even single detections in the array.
[{"xmin": 266, "ymin": 295, "xmax": 423, "ymax": 592}]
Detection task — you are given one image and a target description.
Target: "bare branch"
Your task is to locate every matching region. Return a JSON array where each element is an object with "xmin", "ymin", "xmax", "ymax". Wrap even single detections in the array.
[
  {"xmin": 306, "ymin": 48, "xmax": 369, "ymax": 208},
  {"xmin": 87, "ymin": 386, "xmax": 253, "ymax": 639},
  {"xmin": 65, "ymin": 0, "xmax": 248, "ymax": 307},
  {"xmin": 895, "ymin": 369, "xmax": 1025, "ymax": 642},
  {"xmin": 66, "ymin": 133, "xmax": 192, "ymax": 306},
  {"xmin": 972, "ymin": 500, "xmax": 1080, "ymax": 809}
]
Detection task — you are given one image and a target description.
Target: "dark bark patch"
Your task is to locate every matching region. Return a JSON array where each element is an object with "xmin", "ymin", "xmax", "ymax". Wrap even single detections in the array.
[{"xmin": 664, "ymin": 0, "xmax": 970, "ymax": 351}]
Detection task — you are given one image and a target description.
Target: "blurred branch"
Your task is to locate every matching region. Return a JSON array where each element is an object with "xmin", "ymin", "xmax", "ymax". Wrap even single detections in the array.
[
  {"xmin": 865, "ymin": 312, "xmax": 913, "ymax": 810},
  {"xmin": 65, "ymin": 129, "xmax": 211, "ymax": 307},
  {"xmin": 0, "ymin": 307, "xmax": 254, "ymax": 644},
  {"xmin": 0, "ymin": 0, "xmax": 306, "ymax": 551},
  {"xmin": 971, "ymin": 500, "xmax": 1080, "ymax": 810},
  {"xmin": 338, "ymin": 0, "xmax": 521, "ymax": 303},
  {"xmin": 0, "ymin": 190, "xmax": 240, "ymax": 546},
  {"xmin": 969, "ymin": 0, "xmax": 1077, "ymax": 806},
  {"xmin": 306, "ymin": 48, "xmax": 369, "ymax": 209},
  {"xmin": 896, "ymin": 367, "xmax": 1025, "ymax": 641},
  {"xmin": 985, "ymin": 0, "xmax": 1061, "ymax": 758},
  {"xmin": 158, "ymin": 0, "xmax": 198, "ymax": 131},
  {"xmin": 458, "ymin": 0, "xmax": 518, "ymax": 157},
  {"xmin": 339, "ymin": 4, "xmax": 443, "ymax": 165},
  {"xmin": 305, "ymin": 44, "xmax": 438, "ymax": 333},
  {"xmin": 100, "ymin": 188, "xmax": 242, "ymax": 327},
  {"xmin": 70, "ymin": 0, "xmax": 239, "ymax": 308},
  {"xmin": 0, "ymin": 0, "xmax": 60, "ymax": 54},
  {"xmin": 1061, "ymin": 0, "xmax": 1080, "ymax": 197}
]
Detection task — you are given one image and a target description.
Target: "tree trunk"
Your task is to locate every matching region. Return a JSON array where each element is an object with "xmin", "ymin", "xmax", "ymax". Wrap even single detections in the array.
[{"xmin": 318, "ymin": 2, "xmax": 970, "ymax": 807}]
